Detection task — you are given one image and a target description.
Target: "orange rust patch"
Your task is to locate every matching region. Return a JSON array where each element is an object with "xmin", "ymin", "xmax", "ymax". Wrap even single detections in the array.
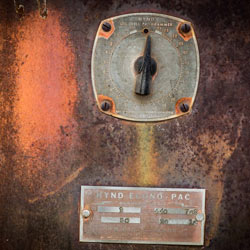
[
  {"xmin": 175, "ymin": 97, "xmax": 192, "ymax": 115},
  {"xmin": 98, "ymin": 95, "xmax": 116, "ymax": 114},
  {"xmin": 177, "ymin": 22, "xmax": 194, "ymax": 41},
  {"xmin": 15, "ymin": 11, "xmax": 78, "ymax": 150},
  {"xmin": 14, "ymin": 10, "xmax": 80, "ymax": 198},
  {"xmin": 98, "ymin": 19, "xmax": 115, "ymax": 39}
]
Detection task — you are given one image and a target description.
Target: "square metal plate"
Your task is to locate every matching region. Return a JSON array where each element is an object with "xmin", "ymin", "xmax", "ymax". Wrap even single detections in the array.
[
  {"xmin": 79, "ymin": 186, "xmax": 205, "ymax": 245},
  {"xmin": 92, "ymin": 13, "xmax": 200, "ymax": 122}
]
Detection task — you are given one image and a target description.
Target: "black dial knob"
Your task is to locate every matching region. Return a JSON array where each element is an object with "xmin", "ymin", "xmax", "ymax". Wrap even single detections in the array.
[{"xmin": 135, "ymin": 35, "xmax": 157, "ymax": 96}]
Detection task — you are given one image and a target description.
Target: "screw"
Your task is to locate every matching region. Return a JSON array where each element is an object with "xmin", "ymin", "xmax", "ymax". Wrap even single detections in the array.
[
  {"xmin": 180, "ymin": 103, "xmax": 189, "ymax": 112},
  {"xmin": 180, "ymin": 23, "xmax": 191, "ymax": 33},
  {"xmin": 101, "ymin": 101, "xmax": 111, "ymax": 111},
  {"xmin": 82, "ymin": 209, "xmax": 91, "ymax": 218},
  {"xmin": 102, "ymin": 22, "xmax": 111, "ymax": 32}
]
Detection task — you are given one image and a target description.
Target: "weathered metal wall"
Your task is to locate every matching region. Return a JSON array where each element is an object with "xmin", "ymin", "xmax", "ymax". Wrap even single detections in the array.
[{"xmin": 0, "ymin": 0, "xmax": 249, "ymax": 249}]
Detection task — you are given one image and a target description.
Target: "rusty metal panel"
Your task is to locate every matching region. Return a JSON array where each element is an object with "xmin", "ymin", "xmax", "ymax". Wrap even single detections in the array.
[{"xmin": 0, "ymin": 0, "xmax": 250, "ymax": 250}]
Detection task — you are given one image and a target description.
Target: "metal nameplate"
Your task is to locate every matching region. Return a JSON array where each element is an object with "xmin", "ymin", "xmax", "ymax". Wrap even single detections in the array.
[
  {"xmin": 91, "ymin": 13, "xmax": 200, "ymax": 121},
  {"xmin": 79, "ymin": 186, "xmax": 206, "ymax": 245}
]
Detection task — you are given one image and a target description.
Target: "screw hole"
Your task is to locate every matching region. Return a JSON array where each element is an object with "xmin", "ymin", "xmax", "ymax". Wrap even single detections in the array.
[{"xmin": 143, "ymin": 28, "xmax": 149, "ymax": 34}]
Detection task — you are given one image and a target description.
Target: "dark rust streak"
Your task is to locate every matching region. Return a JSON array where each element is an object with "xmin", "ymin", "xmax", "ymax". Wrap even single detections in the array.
[{"xmin": 0, "ymin": 2, "xmax": 22, "ymax": 249}]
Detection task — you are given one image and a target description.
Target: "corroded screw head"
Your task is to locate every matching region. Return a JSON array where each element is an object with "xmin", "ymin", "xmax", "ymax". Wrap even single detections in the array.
[
  {"xmin": 180, "ymin": 103, "xmax": 189, "ymax": 113},
  {"xmin": 181, "ymin": 23, "xmax": 191, "ymax": 33},
  {"xmin": 102, "ymin": 22, "xmax": 111, "ymax": 32},
  {"xmin": 101, "ymin": 101, "xmax": 111, "ymax": 111}
]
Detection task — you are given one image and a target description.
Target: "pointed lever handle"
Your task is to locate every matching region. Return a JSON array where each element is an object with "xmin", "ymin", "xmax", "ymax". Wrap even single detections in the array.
[{"xmin": 135, "ymin": 35, "xmax": 157, "ymax": 96}]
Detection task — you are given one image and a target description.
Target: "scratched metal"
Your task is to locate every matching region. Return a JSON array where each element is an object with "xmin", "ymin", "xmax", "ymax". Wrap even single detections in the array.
[
  {"xmin": 92, "ymin": 13, "xmax": 199, "ymax": 121},
  {"xmin": 80, "ymin": 186, "xmax": 205, "ymax": 245},
  {"xmin": 0, "ymin": 0, "xmax": 250, "ymax": 250}
]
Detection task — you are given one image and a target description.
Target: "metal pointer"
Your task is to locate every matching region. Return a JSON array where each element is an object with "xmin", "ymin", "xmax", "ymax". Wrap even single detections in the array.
[{"xmin": 135, "ymin": 35, "xmax": 156, "ymax": 96}]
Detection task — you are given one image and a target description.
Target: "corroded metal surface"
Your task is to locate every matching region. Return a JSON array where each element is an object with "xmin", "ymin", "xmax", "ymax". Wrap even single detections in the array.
[{"xmin": 0, "ymin": 0, "xmax": 250, "ymax": 250}]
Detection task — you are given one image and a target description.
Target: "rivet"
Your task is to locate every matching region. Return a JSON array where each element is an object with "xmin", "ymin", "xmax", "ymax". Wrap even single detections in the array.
[
  {"xmin": 196, "ymin": 213, "xmax": 204, "ymax": 222},
  {"xmin": 82, "ymin": 209, "xmax": 91, "ymax": 218}
]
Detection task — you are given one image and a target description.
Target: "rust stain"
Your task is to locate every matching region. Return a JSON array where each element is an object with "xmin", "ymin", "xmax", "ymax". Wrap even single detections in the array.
[
  {"xmin": 202, "ymin": 115, "xmax": 243, "ymax": 245},
  {"xmin": 123, "ymin": 124, "xmax": 158, "ymax": 186},
  {"xmin": 15, "ymin": 11, "xmax": 77, "ymax": 150},
  {"xmin": 98, "ymin": 19, "xmax": 115, "ymax": 39},
  {"xmin": 14, "ymin": 10, "xmax": 80, "ymax": 198}
]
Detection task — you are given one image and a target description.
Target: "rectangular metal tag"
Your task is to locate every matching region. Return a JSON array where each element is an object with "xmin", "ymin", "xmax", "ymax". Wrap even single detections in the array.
[{"xmin": 79, "ymin": 186, "xmax": 205, "ymax": 245}]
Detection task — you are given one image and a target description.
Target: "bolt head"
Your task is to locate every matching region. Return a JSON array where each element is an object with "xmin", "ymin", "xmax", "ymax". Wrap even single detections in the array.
[
  {"xmin": 101, "ymin": 101, "xmax": 111, "ymax": 111},
  {"xmin": 180, "ymin": 103, "xmax": 189, "ymax": 113},
  {"xmin": 102, "ymin": 22, "xmax": 111, "ymax": 32},
  {"xmin": 82, "ymin": 209, "xmax": 91, "ymax": 218},
  {"xmin": 180, "ymin": 23, "xmax": 191, "ymax": 33}
]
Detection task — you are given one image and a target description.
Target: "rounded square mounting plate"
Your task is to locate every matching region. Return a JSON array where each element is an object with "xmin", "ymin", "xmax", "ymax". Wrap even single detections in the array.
[{"xmin": 91, "ymin": 13, "xmax": 199, "ymax": 122}]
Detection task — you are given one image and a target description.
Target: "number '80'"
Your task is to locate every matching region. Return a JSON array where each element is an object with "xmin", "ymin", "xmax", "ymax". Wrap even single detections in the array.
[{"xmin": 120, "ymin": 217, "xmax": 130, "ymax": 223}]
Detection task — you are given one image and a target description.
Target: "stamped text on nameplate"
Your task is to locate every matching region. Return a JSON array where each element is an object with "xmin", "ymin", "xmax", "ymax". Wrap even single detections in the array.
[{"xmin": 79, "ymin": 186, "xmax": 205, "ymax": 245}]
